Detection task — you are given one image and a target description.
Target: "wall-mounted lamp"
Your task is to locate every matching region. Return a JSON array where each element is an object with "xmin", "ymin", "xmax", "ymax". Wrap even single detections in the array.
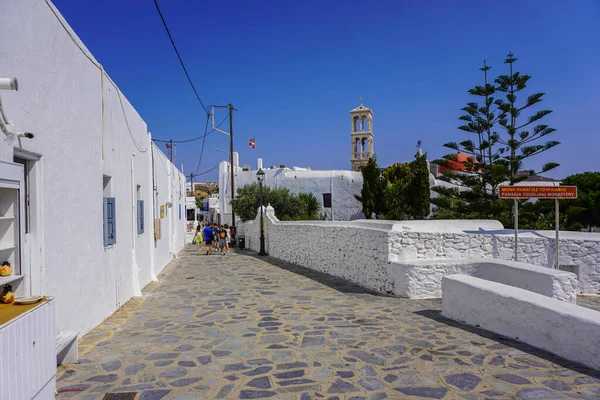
[
  {"xmin": 0, "ymin": 78, "xmax": 18, "ymax": 91},
  {"xmin": 0, "ymin": 77, "xmax": 35, "ymax": 141}
]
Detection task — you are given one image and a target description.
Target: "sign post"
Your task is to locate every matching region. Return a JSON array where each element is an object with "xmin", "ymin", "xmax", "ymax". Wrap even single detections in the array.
[{"xmin": 498, "ymin": 186, "xmax": 577, "ymax": 269}]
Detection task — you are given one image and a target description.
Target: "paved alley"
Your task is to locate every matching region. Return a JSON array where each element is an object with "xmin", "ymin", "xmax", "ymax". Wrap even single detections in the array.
[{"xmin": 56, "ymin": 245, "xmax": 600, "ymax": 399}]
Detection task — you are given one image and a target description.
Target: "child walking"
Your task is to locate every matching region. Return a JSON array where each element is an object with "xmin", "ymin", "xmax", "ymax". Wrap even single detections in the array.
[
  {"xmin": 195, "ymin": 224, "xmax": 203, "ymax": 252},
  {"xmin": 218, "ymin": 225, "xmax": 228, "ymax": 255}
]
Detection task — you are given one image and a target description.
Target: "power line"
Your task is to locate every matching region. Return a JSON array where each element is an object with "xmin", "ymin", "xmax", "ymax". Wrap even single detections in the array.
[
  {"xmin": 187, "ymin": 164, "xmax": 219, "ymax": 180},
  {"xmin": 197, "ymin": 164, "xmax": 219, "ymax": 176},
  {"xmin": 152, "ymin": 0, "xmax": 208, "ymax": 115},
  {"xmin": 152, "ymin": 114, "xmax": 228, "ymax": 143},
  {"xmin": 195, "ymin": 114, "xmax": 212, "ymax": 175}
]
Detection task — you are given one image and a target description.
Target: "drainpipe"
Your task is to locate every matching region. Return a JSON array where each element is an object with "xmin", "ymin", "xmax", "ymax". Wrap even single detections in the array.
[
  {"xmin": 131, "ymin": 153, "xmax": 142, "ymax": 297},
  {"xmin": 148, "ymin": 136, "xmax": 158, "ymax": 281},
  {"xmin": 330, "ymin": 171, "xmax": 335, "ymax": 221}
]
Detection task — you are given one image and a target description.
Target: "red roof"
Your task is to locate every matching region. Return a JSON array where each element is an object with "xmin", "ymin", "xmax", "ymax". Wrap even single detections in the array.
[{"xmin": 439, "ymin": 151, "xmax": 478, "ymax": 172}]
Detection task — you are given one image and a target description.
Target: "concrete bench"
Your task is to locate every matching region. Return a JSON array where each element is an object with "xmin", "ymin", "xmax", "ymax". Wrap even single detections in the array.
[
  {"xmin": 442, "ymin": 274, "xmax": 600, "ymax": 371},
  {"xmin": 57, "ymin": 331, "xmax": 79, "ymax": 365},
  {"xmin": 389, "ymin": 258, "xmax": 578, "ymax": 303}
]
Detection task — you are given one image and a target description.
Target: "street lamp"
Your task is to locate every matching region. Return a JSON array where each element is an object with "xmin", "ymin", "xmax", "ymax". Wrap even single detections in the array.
[{"xmin": 256, "ymin": 169, "xmax": 267, "ymax": 256}]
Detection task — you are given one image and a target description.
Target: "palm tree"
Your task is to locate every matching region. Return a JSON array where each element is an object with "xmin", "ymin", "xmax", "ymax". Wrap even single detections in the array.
[{"xmin": 298, "ymin": 193, "xmax": 321, "ymax": 220}]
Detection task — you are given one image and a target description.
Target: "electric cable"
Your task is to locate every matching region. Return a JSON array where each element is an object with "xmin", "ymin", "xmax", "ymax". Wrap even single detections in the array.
[
  {"xmin": 152, "ymin": 114, "xmax": 228, "ymax": 143},
  {"xmin": 152, "ymin": 0, "xmax": 209, "ymax": 115},
  {"xmin": 195, "ymin": 114, "xmax": 212, "ymax": 175}
]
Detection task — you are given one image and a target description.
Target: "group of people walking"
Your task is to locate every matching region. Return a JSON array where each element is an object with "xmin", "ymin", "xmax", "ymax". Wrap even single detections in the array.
[{"xmin": 194, "ymin": 222, "xmax": 230, "ymax": 256}]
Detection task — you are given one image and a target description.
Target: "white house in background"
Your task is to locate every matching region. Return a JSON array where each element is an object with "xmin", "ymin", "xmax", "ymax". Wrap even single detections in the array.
[
  {"xmin": 202, "ymin": 194, "xmax": 221, "ymax": 224},
  {"xmin": 218, "ymin": 100, "xmax": 378, "ymax": 223},
  {"xmin": 1, "ymin": 1, "xmax": 186, "ymax": 396},
  {"xmin": 218, "ymin": 100, "xmax": 467, "ymax": 223}
]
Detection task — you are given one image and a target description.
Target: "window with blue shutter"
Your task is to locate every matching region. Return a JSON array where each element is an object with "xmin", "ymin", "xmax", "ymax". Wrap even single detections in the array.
[
  {"xmin": 137, "ymin": 200, "xmax": 144, "ymax": 234},
  {"xmin": 103, "ymin": 197, "xmax": 116, "ymax": 246}
]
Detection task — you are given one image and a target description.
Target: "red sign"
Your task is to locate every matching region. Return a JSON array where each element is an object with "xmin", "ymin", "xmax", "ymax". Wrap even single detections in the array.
[{"xmin": 498, "ymin": 186, "xmax": 578, "ymax": 199}]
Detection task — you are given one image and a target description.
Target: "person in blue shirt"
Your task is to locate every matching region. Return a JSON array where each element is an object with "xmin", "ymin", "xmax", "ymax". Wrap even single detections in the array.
[{"xmin": 203, "ymin": 223, "xmax": 214, "ymax": 255}]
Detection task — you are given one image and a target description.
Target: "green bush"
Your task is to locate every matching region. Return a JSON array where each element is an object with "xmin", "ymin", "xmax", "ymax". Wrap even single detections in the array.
[{"xmin": 231, "ymin": 184, "xmax": 326, "ymax": 222}]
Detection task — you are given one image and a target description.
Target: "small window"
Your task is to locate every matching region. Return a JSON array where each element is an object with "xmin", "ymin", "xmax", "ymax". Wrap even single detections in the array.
[
  {"xmin": 323, "ymin": 193, "xmax": 332, "ymax": 208},
  {"xmin": 137, "ymin": 200, "xmax": 144, "ymax": 234},
  {"xmin": 103, "ymin": 197, "xmax": 116, "ymax": 246}
]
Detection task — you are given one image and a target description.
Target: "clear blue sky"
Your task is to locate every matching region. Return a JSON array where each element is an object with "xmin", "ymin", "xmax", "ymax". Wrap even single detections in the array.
[{"xmin": 53, "ymin": 0, "xmax": 600, "ymax": 181}]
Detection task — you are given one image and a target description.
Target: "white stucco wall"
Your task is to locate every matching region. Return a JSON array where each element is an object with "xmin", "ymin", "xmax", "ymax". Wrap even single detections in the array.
[
  {"xmin": 389, "ymin": 228, "xmax": 600, "ymax": 294},
  {"xmin": 238, "ymin": 207, "xmax": 393, "ymax": 293},
  {"xmin": 238, "ymin": 214, "xmax": 600, "ymax": 296},
  {"xmin": 0, "ymin": 0, "xmax": 185, "ymax": 337},
  {"xmin": 219, "ymin": 157, "xmax": 365, "ymax": 223},
  {"xmin": 442, "ymin": 275, "xmax": 600, "ymax": 371},
  {"xmin": 390, "ymin": 259, "xmax": 578, "ymax": 302}
]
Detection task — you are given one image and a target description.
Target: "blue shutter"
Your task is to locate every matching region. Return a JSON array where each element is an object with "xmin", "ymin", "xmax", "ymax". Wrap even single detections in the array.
[
  {"xmin": 137, "ymin": 200, "xmax": 144, "ymax": 234},
  {"xmin": 179, "ymin": 204, "xmax": 181, "ymax": 220},
  {"xmin": 103, "ymin": 197, "xmax": 116, "ymax": 246}
]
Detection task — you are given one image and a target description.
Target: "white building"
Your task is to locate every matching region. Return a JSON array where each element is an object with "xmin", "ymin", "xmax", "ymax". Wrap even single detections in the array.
[
  {"xmin": 217, "ymin": 100, "xmax": 459, "ymax": 223},
  {"xmin": 202, "ymin": 194, "xmax": 221, "ymax": 223},
  {"xmin": 1, "ymin": 2, "xmax": 186, "ymax": 395},
  {"xmin": 218, "ymin": 101, "xmax": 379, "ymax": 223}
]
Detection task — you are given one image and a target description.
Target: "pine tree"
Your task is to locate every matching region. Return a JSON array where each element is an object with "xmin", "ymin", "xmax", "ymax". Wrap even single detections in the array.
[
  {"xmin": 355, "ymin": 157, "xmax": 385, "ymax": 219},
  {"xmin": 432, "ymin": 59, "xmax": 508, "ymax": 223},
  {"xmin": 495, "ymin": 52, "xmax": 559, "ymax": 184},
  {"xmin": 432, "ymin": 53, "xmax": 560, "ymax": 227},
  {"xmin": 410, "ymin": 141, "xmax": 431, "ymax": 219}
]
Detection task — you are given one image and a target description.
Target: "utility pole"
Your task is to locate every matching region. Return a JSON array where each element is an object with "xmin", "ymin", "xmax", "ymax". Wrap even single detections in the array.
[
  {"xmin": 229, "ymin": 104, "xmax": 236, "ymax": 228},
  {"xmin": 169, "ymin": 139, "xmax": 173, "ymax": 162},
  {"xmin": 188, "ymin": 172, "xmax": 195, "ymax": 195}
]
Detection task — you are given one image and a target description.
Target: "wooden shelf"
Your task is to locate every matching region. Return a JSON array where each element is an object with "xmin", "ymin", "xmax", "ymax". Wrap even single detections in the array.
[
  {"xmin": 0, "ymin": 274, "xmax": 23, "ymax": 286},
  {"xmin": 0, "ymin": 245, "xmax": 16, "ymax": 252}
]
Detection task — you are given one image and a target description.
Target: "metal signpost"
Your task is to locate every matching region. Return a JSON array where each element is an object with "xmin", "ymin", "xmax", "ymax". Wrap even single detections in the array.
[{"xmin": 498, "ymin": 186, "xmax": 578, "ymax": 268}]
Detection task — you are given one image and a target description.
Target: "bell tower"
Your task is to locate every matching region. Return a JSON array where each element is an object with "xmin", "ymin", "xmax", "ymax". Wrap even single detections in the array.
[{"xmin": 350, "ymin": 97, "xmax": 374, "ymax": 171}]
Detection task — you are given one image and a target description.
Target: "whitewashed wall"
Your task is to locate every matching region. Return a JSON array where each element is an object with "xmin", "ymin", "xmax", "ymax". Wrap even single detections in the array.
[
  {"xmin": 238, "ymin": 213, "xmax": 600, "ymax": 295},
  {"xmin": 238, "ymin": 207, "xmax": 393, "ymax": 293},
  {"xmin": 219, "ymin": 158, "xmax": 365, "ymax": 223},
  {"xmin": 388, "ymin": 229, "xmax": 600, "ymax": 294},
  {"xmin": 0, "ymin": 0, "xmax": 185, "ymax": 337}
]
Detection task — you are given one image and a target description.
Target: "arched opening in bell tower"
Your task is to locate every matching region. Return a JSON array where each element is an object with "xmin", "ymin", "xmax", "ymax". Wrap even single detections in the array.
[{"xmin": 353, "ymin": 116, "xmax": 361, "ymax": 132}]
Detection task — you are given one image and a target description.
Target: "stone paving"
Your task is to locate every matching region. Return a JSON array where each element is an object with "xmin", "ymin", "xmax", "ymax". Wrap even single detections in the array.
[{"xmin": 56, "ymin": 245, "xmax": 600, "ymax": 399}]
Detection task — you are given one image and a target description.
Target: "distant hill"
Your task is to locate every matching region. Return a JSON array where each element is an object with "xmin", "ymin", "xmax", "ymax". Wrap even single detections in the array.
[{"xmin": 188, "ymin": 182, "xmax": 218, "ymax": 200}]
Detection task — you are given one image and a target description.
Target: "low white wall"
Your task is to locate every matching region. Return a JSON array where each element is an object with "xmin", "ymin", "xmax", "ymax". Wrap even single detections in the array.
[
  {"xmin": 442, "ymin": 275, "xmax": 600, "ymax": 371},
  {"xmin": 238, "ymin": 207, "xmax": 393, "ymax": 293},
  {"xmin": 389, "ymin": 226, "xmax": 600, "ymax": 294},
  {"xmin": 390, "ymin": 259, "xmax": 578, "ymax": 302},
  {"xmin": 237, "ymin": 214, "xmax": 600, "ymax": 296}
]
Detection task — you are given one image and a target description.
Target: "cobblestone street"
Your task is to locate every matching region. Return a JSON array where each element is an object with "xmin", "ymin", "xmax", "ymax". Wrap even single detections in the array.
[{"xmin": 56, "ymin": 245, "xmax": 600, "ymax": 399}]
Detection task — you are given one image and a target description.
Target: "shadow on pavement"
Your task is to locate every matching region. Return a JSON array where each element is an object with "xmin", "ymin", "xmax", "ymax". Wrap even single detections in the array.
[
  {"xmin": 415, "ymin": 308, "xmax": 600, "ymax": 379},
  {"xmin": 235, "ymin": 248, "xmax": 395, "ymax": 297}
]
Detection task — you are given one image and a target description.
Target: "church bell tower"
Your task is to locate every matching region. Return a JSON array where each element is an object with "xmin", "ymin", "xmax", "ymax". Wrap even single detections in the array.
[{"xmin": 350, "ymin": 97, "xmax": 374, "ymax": 171}]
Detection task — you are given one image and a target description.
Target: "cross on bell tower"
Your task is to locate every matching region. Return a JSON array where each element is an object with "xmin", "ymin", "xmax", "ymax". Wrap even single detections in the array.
[{"xmin": 350, "ymin": 97, "xmax": 374, "ymax": 171}]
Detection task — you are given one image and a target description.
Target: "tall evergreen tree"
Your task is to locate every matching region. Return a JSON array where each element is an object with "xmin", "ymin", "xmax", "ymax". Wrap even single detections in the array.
[
  {"xmin": 432, "ymin": 53, "xmax": 560, "ymax": 227},
  {"xmin": 355, "ymin": 156, "xmax": 385, "ymax": 219},
  {"xmin": 495, "ymin": 52, "xmax": 559, "ymax": 184},
  {"xmin": 411, "ymin": 141, "xmax": 431, "ymax": 219}
]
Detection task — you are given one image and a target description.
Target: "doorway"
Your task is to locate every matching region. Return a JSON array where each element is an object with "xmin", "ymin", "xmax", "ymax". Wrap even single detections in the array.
[{"xmin": 13, "ymin": 150, "xmax": 42, "ymax": 295}]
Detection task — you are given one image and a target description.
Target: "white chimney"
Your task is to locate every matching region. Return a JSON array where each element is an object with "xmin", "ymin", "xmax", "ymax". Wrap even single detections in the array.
[
  {"xmin": 257, "ymin": 158, "xmax": 263, "ymax": 170},
  {"xmin": 233, "ymin": 152, "xmax": 240, "ymax": 168}
]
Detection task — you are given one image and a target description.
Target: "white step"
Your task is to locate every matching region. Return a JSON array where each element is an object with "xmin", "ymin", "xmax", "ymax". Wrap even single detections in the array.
[{"xmin": 56, "ymin": 331, "xmax": 79, "ymax": 365}]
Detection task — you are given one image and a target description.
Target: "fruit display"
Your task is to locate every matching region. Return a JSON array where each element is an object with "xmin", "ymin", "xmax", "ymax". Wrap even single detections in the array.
[
  {"xmin": 1, "ymin": 284, "xmax": 14, "ymax": 304},
  {"xmin": 0, "ymin": 261, "xmax": 12, "ymax": 277}
]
